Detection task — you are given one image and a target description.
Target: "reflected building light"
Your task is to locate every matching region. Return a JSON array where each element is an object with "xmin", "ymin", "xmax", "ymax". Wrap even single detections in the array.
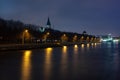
[
  {"xmin": 73, "ymin": 45, "xmax": 78, "ymax": 74},
  {"xmin": 74, "ymin": 44, "xmax": 78, "ymax": 48},
  {"xmin": 74, "ymin": 45, "xmax": 78, "ymax": 54},
  {"xmin": 87, "ymin": 43, "xmax": 90, "ymax": 48},
  {"xmin": 94, "ymin": 43, "xmax": 97, "ymax": 48},
  {"xmin": 46, "ymin": 47, "xmax": 53, "ymax": 54},
  {"xmin": 61, "ymin": 46, "xmax": 68, "ymax": 76},
  {"xmin": 21, "ymin": 50, "xmax": 32, "ymax": 80},
  {"xmin": 44, "ymin": 47, "xmax": 53, "ymax": 80},
  {"xmin": 95, "ymin": 43, "xmax": 97, "ymax": 46},
  {"xmin": 81, "ymin": 44, "xmax": 84, "ymax": 48},
  {"xmin": 63, "ymin": 46, "xmax": 67, "ymax": 53},
  {"xmin": 91, "ymin": 43, "xmax": 94, "ymax": 48},
  {"xmin": 91, "ymin": 43, "xmax": 94, "ymax": 46},
  {"xmin": 45, "ymin": 47, "xmax": 53, "ymax": 64},
  {"xmin": 113, "ymin": 39, "xmax": 119, "ymax": 43}
]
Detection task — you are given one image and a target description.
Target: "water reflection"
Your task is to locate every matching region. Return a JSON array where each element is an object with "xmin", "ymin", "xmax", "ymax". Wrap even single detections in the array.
[
  {"xmin": 95, "ymin": 43, "xmax": 97, "ymax": 46},
  {"xmin": 87, "ymin": 43, "xmax": 90, "ymax": 48},
  {"xmin": 62, "ymin": 46, "xmax": 67, "ymax": 53},
  {"xmin": 73, "ymin": 45, "xmax": 78, "ymax": 75},
  {"xmin": 87, "ymin": 43, "xmax": 90, "ymax": 50},
  {"xmin": 113, "ymin": 42, "xmax": 119, "ymax": 48},
  {"xmin": 81, "ymin": 44, "xmax": 84, "ymax": 48},
  {"xmin": 113, "ymin": 49, "xmax": 119, "ymax": 79},
  {"xmin": 61, "ymin": 46, "xmax": 68, "ymax": 78},
  {"xmin": 44, "ymin": 47, "xmax": 53, "ymax": 80},
  {"xmin": 74, "ymin": 45, "xmax": 78, "ymax": 54},
  {"xmin": 61, "ymin": 46, "xmax": 68, "ymax": 63},
  {"xmin": 107, "ymin": 42, "xmax": 112, "ymax": 48},
  {"xmin": 91, "ymin": 43, "xmax": 97, "ymax": 48},
  {"xmin": 81, "ymin": 44, "xmax": 85, "ymax": 53},
  {"xmin": 91, "ymin": 43, "xmax": 94, "ymax": 46},
  {"xmin": 21, "ymin": 50, "xmax": 32, "ymax": 80}
]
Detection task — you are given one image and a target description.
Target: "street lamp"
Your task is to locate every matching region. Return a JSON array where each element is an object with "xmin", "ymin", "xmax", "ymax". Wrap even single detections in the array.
[
  {"xmin": 73, "ymin": 35, "xmax": 77, "ymax": 42},
  {"xmin": 86, "ymin": 36, "xmax": 89, "ymax": 42},
  {"xmin": 22, "ymin": 29, "xmax": 28, "ymax": 44},
  {"xmin": 80, "ymin": 36, "xmax": 84, "ymax": 42},
  {"xmin": 47, "ymin": 32, "xmax": 50, "ymax": 35},
  {"xmin": 61, "ymin": 34, "xmax": 68, "ymax": 43},
  {"xmin": 45, "ymin": 32, "xmax": 50, "ymax": 43}
]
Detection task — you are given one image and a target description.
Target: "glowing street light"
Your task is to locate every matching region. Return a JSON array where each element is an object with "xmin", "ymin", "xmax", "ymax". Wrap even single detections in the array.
[
  {"xmin": 22, "ymin": 29, "xmax": 29, "ymax": 44},
  {"xmin": 45, "ymin": 32, "xmax": 50, "ymax": 43},
  {"xmin": 61, "ymin": 34, "xmax": 68, "ymax": 43},
  {"xmin": 86, "ymin": 36, "xmax": 90, "ymax": 42},
  {"xmin": 80, "ymin": 36, "xmax": 84, "ymax": 42},
  {"xmin": 47, "ymin": 32, "xmax": 50, "ymax": 35},
  {"xmin": 25, "ymin": 30, "xmax": 28, "ymax": 33},
  {"xmin": 73, "ymin": 35, "xmax": 77, "ymax": 42}
]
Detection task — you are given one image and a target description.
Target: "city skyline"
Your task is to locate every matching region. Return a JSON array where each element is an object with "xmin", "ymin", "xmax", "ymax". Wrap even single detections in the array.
[{"xmin": 0, "ymin": 0, "xmax": 120, "ymax": 36}]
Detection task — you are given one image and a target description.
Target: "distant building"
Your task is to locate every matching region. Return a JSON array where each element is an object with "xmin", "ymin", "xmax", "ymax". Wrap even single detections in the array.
[
  {"xmin": 46, "ymin": 17, "xmax": 51, "ymax": 29},
  {"xmin": 100, "ymin": 34, "xmax": 113, "ymax": 42}
]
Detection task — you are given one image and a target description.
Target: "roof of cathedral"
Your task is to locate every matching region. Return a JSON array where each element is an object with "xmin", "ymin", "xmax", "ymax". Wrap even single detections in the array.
[{"xmin": 47, "ymin": 17, "xmax": 51, "ymax": 26}]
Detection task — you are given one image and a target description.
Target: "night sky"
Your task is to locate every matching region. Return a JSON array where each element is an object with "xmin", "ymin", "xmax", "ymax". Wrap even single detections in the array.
[{"xmin": 0, "ymin": 0, "xmax": 120, "ymax": 36}]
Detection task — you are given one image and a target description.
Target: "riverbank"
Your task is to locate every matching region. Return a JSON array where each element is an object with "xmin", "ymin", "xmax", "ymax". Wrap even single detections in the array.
[{"xmin": 0, "ymin": 42, "xmax": 96, "ymax": 51}]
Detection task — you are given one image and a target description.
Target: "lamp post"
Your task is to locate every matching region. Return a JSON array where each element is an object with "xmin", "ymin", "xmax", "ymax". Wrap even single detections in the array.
[
  {"xmin": 61, "ymin": 34, "xmax": 68, "ymax": 43},
  {"xmin": 22, "ymin": 29, "xmax": 28, "ymax": 44},
  {"xmin": 80, "ymin": 36, "xmax": 84, "ymax": 43},
  {"xmin": 73, "ymin": 35, "xmax": 77, "ymax": 42},
  {"xmin": 45, "ymin": 32, "xmax": 50, "ymax": 43}
]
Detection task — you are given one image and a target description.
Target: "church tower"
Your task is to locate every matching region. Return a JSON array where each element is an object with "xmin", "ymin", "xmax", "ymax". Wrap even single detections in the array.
[{"xmin": 46, "ymin": 17, "xmax": 51, "ymax": 29}]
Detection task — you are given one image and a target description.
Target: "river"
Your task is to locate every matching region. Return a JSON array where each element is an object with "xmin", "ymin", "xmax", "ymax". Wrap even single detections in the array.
[{"xmin": 0, "ymin": 42, "xmax": 120, "ymax": 80}]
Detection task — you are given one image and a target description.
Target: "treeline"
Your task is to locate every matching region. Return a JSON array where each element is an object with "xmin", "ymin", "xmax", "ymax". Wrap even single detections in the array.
[{"xmin": 0, "ymin": 18, "xmax": 100, "ymax": 44}]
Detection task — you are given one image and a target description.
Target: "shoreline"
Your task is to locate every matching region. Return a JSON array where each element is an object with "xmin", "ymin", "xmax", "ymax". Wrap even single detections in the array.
[{"xmin": 0, "ymin": 42, "xmax": 97, "ymax": 51}]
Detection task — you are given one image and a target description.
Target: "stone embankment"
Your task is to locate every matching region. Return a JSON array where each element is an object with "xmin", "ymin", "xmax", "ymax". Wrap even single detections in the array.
[{"xmin": 0, "ymin": 42, "xmax": 96, "ymax": 51}]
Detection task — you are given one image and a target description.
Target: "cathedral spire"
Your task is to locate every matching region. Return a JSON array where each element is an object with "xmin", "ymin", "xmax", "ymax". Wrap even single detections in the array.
[{"xmin": 46, "ymin": 17, "xmax": 51, "ymax": 28}]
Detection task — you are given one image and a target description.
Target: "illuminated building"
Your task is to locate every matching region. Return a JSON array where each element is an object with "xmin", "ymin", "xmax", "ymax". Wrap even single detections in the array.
[
  {"xmin": 99, "ymin": 34, "xmax": 119, "ymax": 42},
  {"xmin": 100, "ymin": 34, "xmax": 113, "ymax": 42}
]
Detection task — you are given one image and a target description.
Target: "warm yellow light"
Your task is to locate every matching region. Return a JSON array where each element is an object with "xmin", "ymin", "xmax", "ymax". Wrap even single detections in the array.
[
  {"xmin": 25, "ymin": 30, "xmax": 28, "ymax": 33},
  {"xmin": 63, "ymin": 34, "xmax": 66, "ymax": 36},
  {"xmin": 74, "ymin": 35, "xmax": 77, "ymax": 37},
  {"xmin": 81, "ymin": 44, "xmax": 84, "ymax": 48},
  {"xmin": 63, "ymin": 46, "xmax": 67, "ymax": 53},
  {"xmin": 74, "ymin": 44, "xmax": 78, "ymax": 48},
  {"xmin": 81, "ymin": 36, "xmax": 84, "ymax": 39},
  {"xmin": 95, "ymin": 43, "xmax": 97, "ymax": 46},
  {"xmin": 21, "ymin": 50, "xmax": 32, "ymax": 80},
  {"xmin": 61, "ymin": 45, "xmax": 68, "ymax": 75},
  {"xmin": 63, "ymin": 46, "xmax": 67, "ymax": 49},
  {"xmin": 46, "ymin": 47, "xmax": 53, "ymax": 54},
  {"xmin": 24, "ymin": 50, "xmax": 31, "ymax": 57},
  {"xmin": 74, "ymin": 44, "xmax": 78, "ymax": 54},
  {"xmin": 47, "ymin": 32, "xmax": 50, "ymax": 35},
  {"xmin": 44, "ymin": 47, "xmax": 53, "ymax": 80},
  {"xmin": 87, "ymin": 43, "xmax": 90, "ymax": 48},
  {"xmin": 91, "ymin": 43, "xmax": 94, "ymax": 46}
]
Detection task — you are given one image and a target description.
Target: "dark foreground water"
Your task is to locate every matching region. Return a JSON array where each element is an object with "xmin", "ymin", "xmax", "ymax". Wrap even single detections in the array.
[{"xmin": 0, "ymin": 42, "xmax": 120, "ymax": 80}]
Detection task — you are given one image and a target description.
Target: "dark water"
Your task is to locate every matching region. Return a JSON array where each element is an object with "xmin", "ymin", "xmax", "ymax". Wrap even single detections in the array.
[{"xmin": 0, "ymin": 42, "xmax": 120, "ymax": 80}]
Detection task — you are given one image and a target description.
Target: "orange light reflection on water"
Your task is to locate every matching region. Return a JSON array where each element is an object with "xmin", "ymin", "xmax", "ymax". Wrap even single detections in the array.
[
  {"xmin": 60, "ymin": 46, "xmax": 68, "ymax": 77},
  {"xmin": 63, "ymin": 46, "xmax": 67, "ymax": 53},
  {"xmin": 73, "ymin": 44, "xmax": 78, "ymax": 74},
  {"xmin": 81, "ymin": 44, "xmax": 84, "ymax": 48},
  {"xmin": 74, "ymin": 44, "xmax": 78, "ymax": 54},
  {"xmin": 21, "ymin": 50, "xmax": 32, "ymax": 80},
  {"xmin": 87, "ymin": 43, "xmax": 90, "ymax": 48},
  {"xmin": 44, "ymin": 47, "xmax": 53, "ymax": 80}
]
